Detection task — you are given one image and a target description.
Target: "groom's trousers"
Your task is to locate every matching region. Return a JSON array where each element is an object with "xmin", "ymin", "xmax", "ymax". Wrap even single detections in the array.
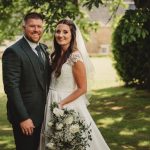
[{"xmin": 12, "ymin": 124, "xmax": 42, "ymax": 150}]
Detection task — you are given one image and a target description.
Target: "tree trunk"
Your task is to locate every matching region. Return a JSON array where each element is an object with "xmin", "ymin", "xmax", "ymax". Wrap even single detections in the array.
[{"xmin": 133, "ymin": 0, "xmax": 150, "ymax": 8}]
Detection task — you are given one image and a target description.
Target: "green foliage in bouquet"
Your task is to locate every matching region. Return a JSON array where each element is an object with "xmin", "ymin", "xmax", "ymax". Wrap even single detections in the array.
[
  {"xmin": 46, "ymin": 102, "xmax": 92, "ymax": 150},
  {"xmin": 112, "ymin": 8, "xmax": 150, "ymax": 89}
]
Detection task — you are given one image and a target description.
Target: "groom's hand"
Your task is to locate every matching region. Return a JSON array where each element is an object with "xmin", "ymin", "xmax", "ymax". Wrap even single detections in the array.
[{"xmin": 20, "ymin": 118, "xmax": 35, "ymax": 136}]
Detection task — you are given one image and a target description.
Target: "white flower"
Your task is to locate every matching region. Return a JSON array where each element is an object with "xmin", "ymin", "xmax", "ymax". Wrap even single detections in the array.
[
  {"xmin": 53, "ymin": 108, "xmax": 64, "ymax": 117},
  {"xmin": 47, "ymin": 121, "xmax": 53, "ymax": 127},
  {"xmin": 55, "ymin": 132, "xmax": 63, "ymax": 138},
  {"xmin": 46, "ymin": 142, "xmax": 56, "ymax": 150},
  {"xmin": 82, "ymin": 133, "xmax": 87, "ymax": 139},
  {"xmin": 69, "ymin": 124, "xmax": 80, "ymax": 134},
  {"xmin": 64, "ymin": 132, "xmax": 74, "ymax": 142},
  {"xmin": 64, "ymin": 116, "xmax": 73, "ymax": 125},
  {"xmin": 67, "ymin": 134, "xmax": 74, "ymax": 142},
  {"xmin": 56, "ymin": 123, "xmax": 63, "ymax": 130}
]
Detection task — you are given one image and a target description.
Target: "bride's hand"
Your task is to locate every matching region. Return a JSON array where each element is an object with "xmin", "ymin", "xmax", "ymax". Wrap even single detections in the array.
[{"xmin": 58, "ymin": 102, "xmax": 64, "ymax": 109}]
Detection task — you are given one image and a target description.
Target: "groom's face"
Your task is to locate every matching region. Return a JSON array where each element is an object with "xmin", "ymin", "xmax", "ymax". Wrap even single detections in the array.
[{"xmin": 23, "ymin": 18, "xmax": 43, "ymax": 43}]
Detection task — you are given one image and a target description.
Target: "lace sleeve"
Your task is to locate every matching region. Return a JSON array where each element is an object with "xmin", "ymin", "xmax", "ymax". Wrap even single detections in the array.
[{"xmin": 67, "ymin": 51, "xmax": 83, "ymax": 65}]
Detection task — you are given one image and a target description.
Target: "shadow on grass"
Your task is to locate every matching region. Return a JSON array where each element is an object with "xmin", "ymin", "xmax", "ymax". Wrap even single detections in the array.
[
  {"xmin": 0, "ymin": 87, "xmax": 150, "ymax": 150},
  {"xmin": 88, "ymin": 86, "xmax": 150, "ymax": 150}
]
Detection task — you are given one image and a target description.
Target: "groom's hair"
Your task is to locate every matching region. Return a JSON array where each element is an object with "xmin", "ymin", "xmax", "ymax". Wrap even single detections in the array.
[{"xmin": 23, "ymin": 12, "xmax": 44, "ymax": 23}]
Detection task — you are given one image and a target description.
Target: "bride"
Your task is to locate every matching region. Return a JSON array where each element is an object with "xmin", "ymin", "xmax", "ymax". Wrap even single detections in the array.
[{"xmin": 39, "ymin": 19, "xmax": 110, "ymax": 150}]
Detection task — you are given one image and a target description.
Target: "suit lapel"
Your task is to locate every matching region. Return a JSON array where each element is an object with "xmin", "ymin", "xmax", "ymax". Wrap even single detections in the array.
[{"xmin": 19, "ymin": 37, "xmax": 45, "ymax": 90}]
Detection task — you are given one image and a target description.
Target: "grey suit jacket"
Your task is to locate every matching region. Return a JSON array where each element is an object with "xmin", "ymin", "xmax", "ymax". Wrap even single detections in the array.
[{"xmin": 2, "ymin": 37, "xmax": 50, "ymax": 126}]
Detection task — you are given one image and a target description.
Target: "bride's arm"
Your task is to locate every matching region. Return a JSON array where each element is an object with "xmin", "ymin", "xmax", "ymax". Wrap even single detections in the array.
[{"xmin": 59, "ymin": 60, "xmax": 87, "ymax": 108}]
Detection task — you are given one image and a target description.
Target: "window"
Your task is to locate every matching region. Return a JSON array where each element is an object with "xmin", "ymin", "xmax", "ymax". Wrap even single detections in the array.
[{"xmin": 99, "ymin": 44, "xmax": 110, "ymax": 55}]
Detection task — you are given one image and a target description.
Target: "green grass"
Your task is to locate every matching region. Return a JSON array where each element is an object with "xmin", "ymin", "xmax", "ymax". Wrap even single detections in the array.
[
  {"xmin": 88, "ymin": 87, "xmax": 150, "ymax": 150},
  {"xmin": 0, "ymin": 94, "xmax": 15, "ymax": 150},
  {"xmin": 0, "ymin": 58, "xmax": 150, "ymax": 150}
]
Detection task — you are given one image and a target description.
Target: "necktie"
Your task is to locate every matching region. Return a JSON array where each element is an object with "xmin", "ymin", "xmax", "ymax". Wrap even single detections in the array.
[{"xmin": 35, "ymin": 45, "xmax": 44, "ymax": 65}]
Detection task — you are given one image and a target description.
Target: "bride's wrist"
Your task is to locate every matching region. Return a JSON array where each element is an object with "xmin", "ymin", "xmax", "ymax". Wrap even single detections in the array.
[{"xmin": 58, "ymin": 102, "xmax": 64, "ymax": 109}]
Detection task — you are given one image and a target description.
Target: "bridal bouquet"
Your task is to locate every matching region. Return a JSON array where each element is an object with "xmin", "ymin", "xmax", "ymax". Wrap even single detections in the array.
[{"xmin": 46, "ymin": 102, "xmax": 92, "ymax": 150}]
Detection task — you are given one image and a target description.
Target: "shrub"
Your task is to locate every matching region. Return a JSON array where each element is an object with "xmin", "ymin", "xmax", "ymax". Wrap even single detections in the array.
[{"xmin": 112, "ymin": 9, "xmax": 150, "ymax": 89}]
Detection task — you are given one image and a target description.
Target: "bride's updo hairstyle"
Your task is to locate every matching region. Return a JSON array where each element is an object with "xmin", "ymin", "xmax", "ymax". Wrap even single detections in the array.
[{"xmin": 51, "ymin": 19, "xmax": 78, "ymax": 77}]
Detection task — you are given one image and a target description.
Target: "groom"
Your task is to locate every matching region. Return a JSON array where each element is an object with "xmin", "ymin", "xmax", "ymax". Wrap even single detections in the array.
[{"xmin": 2, "ymin": 12, "xmax": 50, "ymax": 150}]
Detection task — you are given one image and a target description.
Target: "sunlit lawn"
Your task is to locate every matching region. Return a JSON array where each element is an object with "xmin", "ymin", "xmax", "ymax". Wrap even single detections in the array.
[
  {"xmin": 89, "ymin": 87, "xmax": 150, "ymax": 150},
  {"xmin": 0, "ymin": 57, "xmax": 150, "ymax": 150}
]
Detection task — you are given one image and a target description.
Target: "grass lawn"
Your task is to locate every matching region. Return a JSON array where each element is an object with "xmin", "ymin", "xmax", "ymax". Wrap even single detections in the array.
[
  {"xmin": 0, "ymin": 57, "xmax": 150, "ymax": 150},
  {"xmin": 89, "ymin": 87, "xmax": 150, "ymax": 150}
]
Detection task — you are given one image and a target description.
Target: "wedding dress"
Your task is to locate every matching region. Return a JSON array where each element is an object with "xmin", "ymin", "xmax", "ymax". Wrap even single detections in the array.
[{"xmin": 39, "ymin": 51, "xmax": 110, "ymax": 150}]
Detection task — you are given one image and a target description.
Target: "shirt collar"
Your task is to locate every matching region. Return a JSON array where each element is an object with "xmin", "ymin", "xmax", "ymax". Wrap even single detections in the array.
[{"xmin": 23, "ymin": 35, "xmax": 39, "ymax": 49}]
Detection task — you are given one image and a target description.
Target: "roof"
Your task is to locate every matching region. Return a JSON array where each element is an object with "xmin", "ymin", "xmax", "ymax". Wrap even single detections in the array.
[{"xmin": 87, "ymin": 0, "xmax": 135, "ymax": 26}]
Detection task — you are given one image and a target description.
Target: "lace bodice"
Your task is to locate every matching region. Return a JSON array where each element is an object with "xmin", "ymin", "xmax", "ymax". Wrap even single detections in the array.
[{"xmin": 49, "ymin": 51, "xmax": 83, "ymax": 92}]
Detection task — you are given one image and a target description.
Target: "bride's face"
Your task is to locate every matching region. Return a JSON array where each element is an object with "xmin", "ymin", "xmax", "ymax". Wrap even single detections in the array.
[{"xmin": 55, "ymin": 24, "xmax": 72, "ymax": 49}]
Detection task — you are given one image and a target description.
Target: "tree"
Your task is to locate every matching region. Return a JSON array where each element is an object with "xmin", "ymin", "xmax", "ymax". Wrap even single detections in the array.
[
  {"xmin": 1, "ymin": 0, "xmax": 149, "ymax": 43},
  {"xmin": 0, "ymin": 0, "xmax": 31, "ymax": 43},
  {"xmin": 0, "ymin": 0, "xmax": 126, "ymax": 44},
  {"xmin": 111, "ymin": 0, "xmax": 150, "ymax": 89},
  {"xmin": 0, "ymin": 0, "xmax": 101, "ymax": 44},
  {"xmin": 133, "ymin": 0, "xmax": 150, "ymax": 8}
]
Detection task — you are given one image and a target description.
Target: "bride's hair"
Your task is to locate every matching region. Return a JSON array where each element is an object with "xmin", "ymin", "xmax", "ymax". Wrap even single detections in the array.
[{"xmin": 51, "ymin": 19, "xmax": 77, "ymax": 77}]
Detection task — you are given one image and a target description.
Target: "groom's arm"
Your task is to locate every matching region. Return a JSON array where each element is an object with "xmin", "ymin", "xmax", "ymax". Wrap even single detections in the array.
[
  {"xmin": 3, "ymin": 48, "xmax": 35, "ymax": 135},
  {"xmin": 2, "ymin": 48, "xmax": 29, "ymax": 122}
]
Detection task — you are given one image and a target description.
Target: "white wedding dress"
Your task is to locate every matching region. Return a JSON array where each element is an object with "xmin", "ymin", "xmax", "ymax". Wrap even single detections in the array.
[{"xmin": 39, "ymin": 51, "xmax": 110, "ymax": 150}]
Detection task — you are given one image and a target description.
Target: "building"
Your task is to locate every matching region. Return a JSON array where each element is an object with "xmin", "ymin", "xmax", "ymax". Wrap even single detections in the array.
[{"xmin": 86, "ymin": 0, "xmax": 135, "ymax": 55}]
